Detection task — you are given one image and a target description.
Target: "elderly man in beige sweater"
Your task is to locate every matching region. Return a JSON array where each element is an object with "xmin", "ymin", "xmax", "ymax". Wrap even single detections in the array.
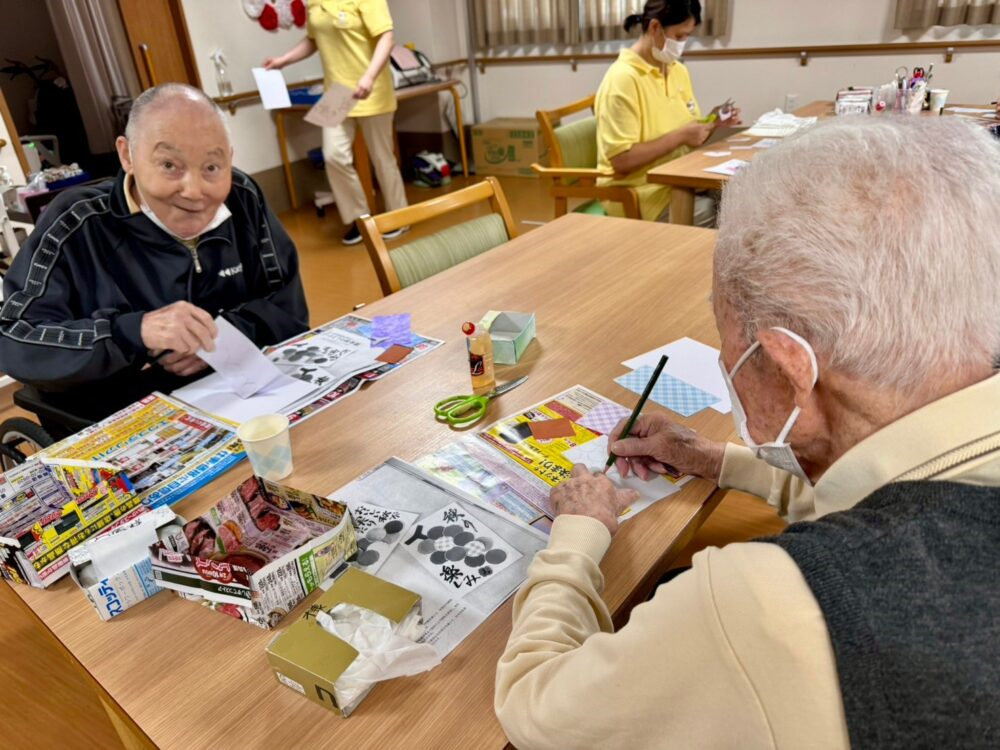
[{"xmin": 495, "ymin": 116, "xmax": 1000, "ymax": 749}]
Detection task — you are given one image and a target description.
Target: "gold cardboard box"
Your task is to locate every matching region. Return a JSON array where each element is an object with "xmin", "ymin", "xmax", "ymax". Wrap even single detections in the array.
[{"xmin": 265, "ymin": 567, "xmax": 421, "ymax": 716}]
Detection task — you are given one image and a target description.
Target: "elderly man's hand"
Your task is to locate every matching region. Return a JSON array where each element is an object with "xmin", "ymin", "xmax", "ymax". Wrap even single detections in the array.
[
  {"xmin": 157, "ymin": 351, "xmax": 209, "ymax": 378},
  {"xmin": 550, "ymin": 465, "xmax": 640, "ymax": 536},
  {"xmin": 609, "ymin": 412, "xmax": 726, "ymax": 484},
  {"xmin": 141, "ymin": 302, "xmax": 217, "ymax": 356}
]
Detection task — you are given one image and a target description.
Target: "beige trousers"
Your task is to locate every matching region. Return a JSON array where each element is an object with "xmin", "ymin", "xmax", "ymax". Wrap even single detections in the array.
[{"xmin": 321, "ymin": 112, "xmax": 408, "ymax": 225}]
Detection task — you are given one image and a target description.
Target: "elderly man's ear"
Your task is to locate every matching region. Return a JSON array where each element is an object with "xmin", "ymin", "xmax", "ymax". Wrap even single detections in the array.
[
  {"xmin": 757, "ymin": 328, "xmax": 818, "ymax": 408},
  {"xmin": 115, "ymin": 136, "xmax": 133, "ymax": 173}
]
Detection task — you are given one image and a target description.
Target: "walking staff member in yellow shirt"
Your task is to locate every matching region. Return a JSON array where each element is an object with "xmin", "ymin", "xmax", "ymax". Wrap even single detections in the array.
[
  {"xmin": 495, "ymin": 116, "xmax": 1000, "ymax": 748},
  {"xmin": 596, "ymin": 0, "xmax": 739, "ymax": 224},
  {"xmin": 265, "ymin": 0, "xmax": 408, "ymax": 245}
]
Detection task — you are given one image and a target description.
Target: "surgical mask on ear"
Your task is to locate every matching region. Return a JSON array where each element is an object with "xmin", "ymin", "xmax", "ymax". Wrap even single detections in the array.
[
  {"xmin": 652, "ymin": 34, "xmax": 686, "ymax": 64},
  {"xmin": 139, "ymin": 198, "xmax": 231, "ymax": 241},
  {"xmin": 718, "ymin": 327, "xmax": 819, "ymax": 483}
]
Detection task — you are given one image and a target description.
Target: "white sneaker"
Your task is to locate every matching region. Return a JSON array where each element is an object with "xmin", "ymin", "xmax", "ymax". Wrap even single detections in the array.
[{"xmin": 383, "ymin": 226, "xmax": 410, "ymax": 240}]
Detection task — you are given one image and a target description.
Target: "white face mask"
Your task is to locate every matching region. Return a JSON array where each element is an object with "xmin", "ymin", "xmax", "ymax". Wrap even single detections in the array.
[
  {"xmin": 718, "ymin": 327, "xmax": 819, "ymax": 483},
  {"xmin": 652, "ymin": 34, "xmax": 686, "ymax": 64},
  {"xmin": 138, "ymin": 190, "xmax": 232, "ymax": 242}
]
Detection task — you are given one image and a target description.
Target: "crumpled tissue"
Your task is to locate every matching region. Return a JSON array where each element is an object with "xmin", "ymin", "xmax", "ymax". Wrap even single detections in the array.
[{"xmin": 315, "ymin": 603, "xmax": 441, "ymax": 711}]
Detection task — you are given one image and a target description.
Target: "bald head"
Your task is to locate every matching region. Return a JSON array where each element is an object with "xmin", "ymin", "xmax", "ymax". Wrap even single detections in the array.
[{"xmin": 124, "ymin": 83, "xmax": 231, "ymax": 145}]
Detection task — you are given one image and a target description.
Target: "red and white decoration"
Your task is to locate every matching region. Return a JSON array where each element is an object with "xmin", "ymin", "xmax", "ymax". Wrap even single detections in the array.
[{"xmin": 243, "ymin": 0, "xmax": 306, "ymax": 32}]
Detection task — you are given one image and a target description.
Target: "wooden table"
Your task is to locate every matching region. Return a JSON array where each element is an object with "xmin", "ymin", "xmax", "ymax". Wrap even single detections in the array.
[
  {"xmin": 11, "ymin": 214, "xmax": 736, "ymax": 749},
  {"xmin": 647, "ymin": 100, "xmax": 832, "ymax": 225},
  {"xmin": 276, "ymin": 79, "xmax": 469, "ymax": 213},
  {"xmin": 648, "ymin": 99, "xmax": 995, "ymax": 225}
]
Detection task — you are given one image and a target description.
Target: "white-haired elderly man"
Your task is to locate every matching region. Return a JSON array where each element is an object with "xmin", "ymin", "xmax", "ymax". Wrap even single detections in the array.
[
  {"xmin": 0, "ymin": 83, "xmax": 309, "ymax": 433},
  {"xmin": 495, "ymin": 116, "xmax": 1000, "ymax": 749}
]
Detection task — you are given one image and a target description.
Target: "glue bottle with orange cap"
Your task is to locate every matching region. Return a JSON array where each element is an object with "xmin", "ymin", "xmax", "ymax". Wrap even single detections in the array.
[{"xmin": 462, "ymin": 320, "xmax": 495, "ymax": 395}]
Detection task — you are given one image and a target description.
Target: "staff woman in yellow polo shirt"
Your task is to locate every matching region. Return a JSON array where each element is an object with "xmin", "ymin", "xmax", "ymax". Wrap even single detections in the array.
[
  {"xmin": 595, "ymin": 0, "xmax": 738, "ymax": 224},
  {"xmin": 266, "ymin": 0, "xmax": 407, "ymax": 245}
]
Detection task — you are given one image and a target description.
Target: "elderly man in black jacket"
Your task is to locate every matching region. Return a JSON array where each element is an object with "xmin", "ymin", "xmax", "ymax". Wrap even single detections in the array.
[{"xmin": 0, "ymin": 83, "xmax": 309, "ymax": 427}]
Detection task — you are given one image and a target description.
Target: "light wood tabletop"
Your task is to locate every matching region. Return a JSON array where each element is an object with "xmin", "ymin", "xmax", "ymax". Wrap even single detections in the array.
[
  {"xmin": 12, "ymin": 213, "xmax": 736, "ymax": 750},
  {"xmin": 647, "ymin": 100, "xmax": 832, "ymax": 225}
]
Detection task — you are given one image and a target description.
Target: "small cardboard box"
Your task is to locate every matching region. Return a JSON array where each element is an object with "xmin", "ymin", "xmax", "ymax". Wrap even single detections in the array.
[
  {"xmin": 149, "ymin": 476, "xmax": 357, "ymax": 630},
  {"xmin": 68, "ymin": 506, "xmax": 183, "ymax": 621},
  {"xmin": 471, "ymin": 117, "xmax": 548, "ymax": 178},
  {"xmin": 266, "ymin": 567, "xmax": 421, "ymax": 717},
  {"xmin": 484, "ymin": 310, "xmax": 536, "ymax": 365}
]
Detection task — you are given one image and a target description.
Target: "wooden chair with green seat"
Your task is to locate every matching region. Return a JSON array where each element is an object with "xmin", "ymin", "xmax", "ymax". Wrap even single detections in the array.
[
  {"xmin": 534, "ymin": 95, "xmax": 640, "ymax": 220},
  {"xmin": 359, "ymin": 176, "xmax": 518, "ymax": 297}
]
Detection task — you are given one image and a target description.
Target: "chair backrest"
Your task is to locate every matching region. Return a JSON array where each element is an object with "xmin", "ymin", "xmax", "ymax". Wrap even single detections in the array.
[
  {"xmin": 359, "ymin": 176, "xmax": 518, "ymax": 296},
  {"xmin": 536, "ymin": 95, "xmax": 597, "ymax": 169}
]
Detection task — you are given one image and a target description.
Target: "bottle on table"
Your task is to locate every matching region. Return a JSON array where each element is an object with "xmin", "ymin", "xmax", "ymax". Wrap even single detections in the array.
[{"xmin": 463, "ymin": 320, "xmax": 495, "ymax": 395}]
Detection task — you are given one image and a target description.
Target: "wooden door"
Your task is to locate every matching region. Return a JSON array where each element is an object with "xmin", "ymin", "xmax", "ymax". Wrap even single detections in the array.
[{"xmin": 116, "ymin": 0, "xmax": 200, "ymax": 89}]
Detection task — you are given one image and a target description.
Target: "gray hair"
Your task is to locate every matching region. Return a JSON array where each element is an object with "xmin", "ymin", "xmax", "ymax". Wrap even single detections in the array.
[
  {"xmin": 124, "ymin": 83, "xmax": 230, "ymax": 143},
  {"xmin": 715, "ymin": 116, "xmax": 1000, "ymax": 390}
]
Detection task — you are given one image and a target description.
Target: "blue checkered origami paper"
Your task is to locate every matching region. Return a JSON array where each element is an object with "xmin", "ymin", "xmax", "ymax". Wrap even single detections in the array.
[{"xmin": 615, "ymin": 367, "xmax": 720, "ymax": 417}]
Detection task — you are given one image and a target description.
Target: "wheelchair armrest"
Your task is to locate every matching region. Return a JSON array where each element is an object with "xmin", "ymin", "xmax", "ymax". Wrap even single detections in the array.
[{"xmin": 13, "ymin": 385, "xmax": 94, "ymax": 436}]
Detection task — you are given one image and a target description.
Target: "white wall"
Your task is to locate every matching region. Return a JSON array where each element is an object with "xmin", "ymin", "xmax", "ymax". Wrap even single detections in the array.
[
  {"xmin": 180, "ymin": 0, "xmax": 1000, "ymax": 175},
  {"xmin": 464, "ymin": 0, "xmax": 1000, "ymax": 121},
  {"xmin": 181, "ymin": 0, "xmax": 324, "ymax": 174},
  {"xmin": 180, "ymin": 0, "xmax": 471, "ymax": 174}
]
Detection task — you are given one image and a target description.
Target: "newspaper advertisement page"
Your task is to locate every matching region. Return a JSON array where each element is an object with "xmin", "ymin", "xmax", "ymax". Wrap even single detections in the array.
[
  {"xmin": 326, "ymin": 458, "xmax": 546, "ymax": 658},
  {"xmin": 38, "ymin": 393, "xmax": 244, "ymax": 509},
  {"xmin": 477, "ymin": 385, "xmax": 690, "ymax": 522},
  {"xmin": 274, "ymin": 315, "xmax": 444, "ymax": 425}
]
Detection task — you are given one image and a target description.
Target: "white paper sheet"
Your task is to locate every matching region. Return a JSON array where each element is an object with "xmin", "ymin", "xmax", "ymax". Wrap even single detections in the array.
[
  {"xmin": 704, "ymin": 150, "xmax": 731, "ymax": 157},
  {"xmin": 251, "ymin": 67, "xmax": 291, "ymax": 110},
  {"xmin": 324, "ymin": 459, "xmax": 547, "ymax": 658},
  {"xmin": 945, "ymin": 107, "xmax": 995, "ymax": 114},
  {"xmin": 562, "ymin": 436, "xmax": 689, "ymax": 521},
  {"xmin": 172, "ymin": 374, "xmax": 317, "ymax": 425},
  {"xmin": 753, "ymin": 138, "xmax": 780, "ymax": 149},
  {"xmin": 197, "ymin": 317, "xmax": 290, "ymax": 398},
  {"xmin": 703, "ymin": 159, "xmax": 748, "ymax": 176},
  {"xmin": 622, "ymin": 336, "xmax": 731, "ymax": 414},
  {"xmin": 303, "ymin": 82, "xmax": 356, "ymax": 128}
]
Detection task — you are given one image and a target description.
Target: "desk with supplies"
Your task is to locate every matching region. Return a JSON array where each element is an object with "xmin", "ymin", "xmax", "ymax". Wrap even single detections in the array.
[
  {"xmin": 276, "ymin": 79, "xmax": 469, "ymax": 213},
  {"xmin": 649, "ymin": 99, "xmax": 995, "ymax": 225},
  {"xmin": 11, "ymin": 214, "xmax": 738, "ymax": 749}
]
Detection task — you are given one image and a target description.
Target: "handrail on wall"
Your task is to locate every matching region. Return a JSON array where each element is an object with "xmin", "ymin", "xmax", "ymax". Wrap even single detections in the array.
[{"xmin": 211, "ymin": 39, "xmax": 1000, "ymax": 111}]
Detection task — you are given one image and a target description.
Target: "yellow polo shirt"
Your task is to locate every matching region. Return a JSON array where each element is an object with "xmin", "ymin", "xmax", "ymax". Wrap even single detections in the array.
[
  {"xmin": 595, "ymin": 49, "xmax": 701, "ymax": 220},
  {"xmin": 307, "ymin": 0, "xmax": 396, "ymax": 118}
]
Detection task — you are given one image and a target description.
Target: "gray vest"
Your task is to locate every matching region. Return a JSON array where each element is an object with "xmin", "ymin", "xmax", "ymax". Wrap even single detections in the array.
[{"xmin": 761, "ymin": 481, "xmax": 1000, "ymax": 749}]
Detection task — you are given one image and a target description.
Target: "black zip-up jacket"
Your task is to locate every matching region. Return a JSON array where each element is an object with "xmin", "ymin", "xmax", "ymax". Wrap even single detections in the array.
[{"xmin": 0, "ymin": 169, "xmax": 309, "ymax": 419}]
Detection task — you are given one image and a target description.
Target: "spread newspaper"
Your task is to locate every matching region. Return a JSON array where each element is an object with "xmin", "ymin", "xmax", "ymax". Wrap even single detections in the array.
[
  {"xmin": 418, "ymin": 385, "xmax": 691, "ymax": 535},
  {"xmin": 172, "ymin": 314, "xmax": 443, "ymax": 426}
]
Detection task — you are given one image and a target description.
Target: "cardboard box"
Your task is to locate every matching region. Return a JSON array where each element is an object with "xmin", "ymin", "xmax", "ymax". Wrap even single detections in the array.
[
  {"xmin": 266, "ymin": 567, "xmax": 421, "ymax": 716},
  {"xmin": 149, "ymin": 476, "xmax": 356, "ymax": 630},
  {"xmin": 484, "ymin": 310, "xmax": 536, "ymax": 365},
  {"xmin": 471, "ymin": 117, "xmax": 548, "ymax": 178},
  {"xmin": 0, "ymin": 460, "xmax": 142, "ymax": 588},
  {"xmin": 68, "ymin": 506, "xmax": 183, "ymax": 621}
]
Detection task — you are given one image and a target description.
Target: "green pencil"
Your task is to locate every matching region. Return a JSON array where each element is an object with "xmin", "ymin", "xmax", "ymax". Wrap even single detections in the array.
[{"xmin": 604, "ymin": 355, "xmax": 669, "ymax": 474}]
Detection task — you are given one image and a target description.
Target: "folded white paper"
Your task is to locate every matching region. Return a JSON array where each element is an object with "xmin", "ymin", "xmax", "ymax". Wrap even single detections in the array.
[
  {"xmin": 252, "ymin": 67, "xmax": 291, "ymax": 110},
  {"xmin": 197, "ymin": 317, "xmax": 292, "ymax": 398}
]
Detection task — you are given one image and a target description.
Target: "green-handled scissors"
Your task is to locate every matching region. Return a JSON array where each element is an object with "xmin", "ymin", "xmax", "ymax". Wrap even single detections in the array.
[{"xmin": 434, "ymin": 376, "xmax": 528, "ymax": 426}]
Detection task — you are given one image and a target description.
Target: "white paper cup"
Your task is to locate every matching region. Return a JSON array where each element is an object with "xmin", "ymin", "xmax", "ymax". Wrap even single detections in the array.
[
  {"xmin": 237, "ymin": 414, "xmax": 293, "ymax": 481},
  {"xmin": 929, "ymin": 89, "xmax": 949, "ymax": 112}
]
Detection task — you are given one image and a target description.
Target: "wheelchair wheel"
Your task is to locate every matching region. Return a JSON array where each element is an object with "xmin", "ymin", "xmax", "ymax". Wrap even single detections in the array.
[{"xmin": 0, "ymin": 417, "xmax": 54, "ymax": 471}]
